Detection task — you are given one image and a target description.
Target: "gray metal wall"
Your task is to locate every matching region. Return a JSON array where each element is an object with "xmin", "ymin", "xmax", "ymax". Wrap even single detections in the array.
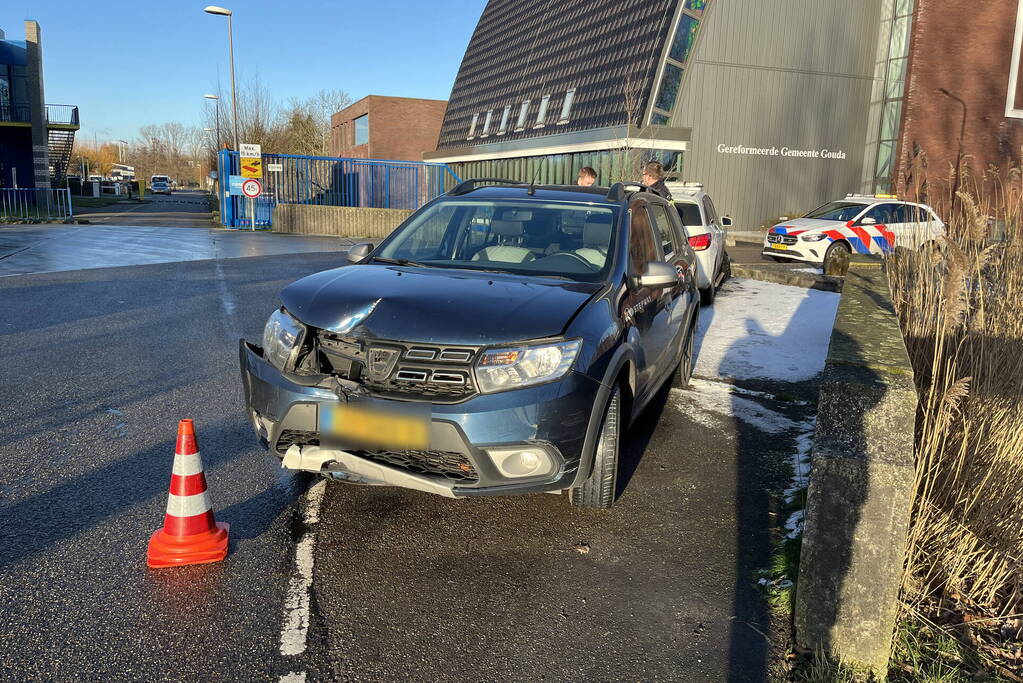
[{"xmin": 670, "ymin": 0, "xmax": 890, "ymax": 230}]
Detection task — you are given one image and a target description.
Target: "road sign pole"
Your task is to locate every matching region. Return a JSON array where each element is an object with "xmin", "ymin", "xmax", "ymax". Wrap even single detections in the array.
[{"xmin": 250, "ymin": 197, "xmax": 255, "ymax": 231}]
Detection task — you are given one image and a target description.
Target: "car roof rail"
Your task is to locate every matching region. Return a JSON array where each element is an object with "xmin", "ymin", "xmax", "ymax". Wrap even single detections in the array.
[
  {"xmin": 447, "ymin": 178, "xmax": 525, "ymax": 196},
  {"xmin": 606, "ymin": 182, "xmax": 653, "ymax": 202}
]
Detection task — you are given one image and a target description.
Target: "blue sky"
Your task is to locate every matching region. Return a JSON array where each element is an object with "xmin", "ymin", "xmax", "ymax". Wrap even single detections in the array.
[{"xmin": 1, "ymin": 1, "xmax": 485, "ymax": 143}]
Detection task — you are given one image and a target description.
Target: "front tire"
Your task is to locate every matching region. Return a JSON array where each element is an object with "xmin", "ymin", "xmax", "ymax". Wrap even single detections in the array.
[
  {"xmin": 823, "ymin": 241, "xmax": 852, "ymax": 275},
  {"xmin": 570, "ymin": 385, "xmax": 622, "ymax": 510}
]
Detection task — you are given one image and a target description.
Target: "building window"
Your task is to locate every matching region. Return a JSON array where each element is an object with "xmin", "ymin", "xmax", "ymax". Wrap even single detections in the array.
[
  {"xmin": 534, "ymin": 94, "xmax": 551, "ymax": 128},
  {"xmin": 649, "ymin": 1, "xmax": 710, "ymax": 125},
  {"xmin": 515, "ymin": 100, "xmax": 530, "ymax": 131},
  {"xmin": 558, "ymin": 88, "xmax": 576, "ymax": 124},
  {"xmin": 481, "ymin": 109, "xmax": 493, "ymax": 137},
  {"xmin": 354, "ymin": 114, "xmax": 369, "ymax": 146},
  {"xmin": 497, "ymin": 105, "xmax": 511, "ymax": 135},
  {"xmin": 872, "ymin": 0, "xmax": 914, "ymax": 192},
  {"xmin": 467, "ymin": 112, "xmax": 479, "ymax": 139}
]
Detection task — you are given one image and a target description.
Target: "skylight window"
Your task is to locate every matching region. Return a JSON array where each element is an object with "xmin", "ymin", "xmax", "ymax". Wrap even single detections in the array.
[
  {"xmin": 515, "ymin": 100, "xmax": 530, "ymax": 131},
  {"xmin": 534, "ymin": 94, "xmax": 551, "ymax": 128},
  {"xmin": 558, "ymin": 88, "xmax": 576, "ymax": 124},
  {"xmin": 497, "ymin": 105, "xmax": 511, "ymax": 134},
  {"xmin": 481, "ymin": 109, "xmax": 493, "ymax": 137},
  {"xmin": 467, "ymin": 112, "xmax": 479, "ymax": 139}
]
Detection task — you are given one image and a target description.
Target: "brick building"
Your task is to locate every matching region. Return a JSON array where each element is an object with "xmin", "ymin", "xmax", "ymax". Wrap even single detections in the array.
[
  {"xmin": 329, "ymin": 95, "xmax": 447, "ymax": 161},
  {"xmin": 893, "ymin": 0, "xmax": 1023, "ymax": 192}
]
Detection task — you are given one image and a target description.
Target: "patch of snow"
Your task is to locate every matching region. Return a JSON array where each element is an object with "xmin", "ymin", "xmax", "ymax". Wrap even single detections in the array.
[
  {"xmin": 694, "ymin": 278, "xmax": 840, "ymax": 383},
  {"xmin": 784, "ymin": 418, "xmax": 816, "ymax": 503},
  {"xmin": 785, "ymin": 509, "xmax": 805, "ymax": 540},
  {"xmin": 671, "ymin": 378, "xmax": 798, "ymax": 434},
  {"xmin": 791, "ymin": 267, "xmax": 821, "ymax": 274}
]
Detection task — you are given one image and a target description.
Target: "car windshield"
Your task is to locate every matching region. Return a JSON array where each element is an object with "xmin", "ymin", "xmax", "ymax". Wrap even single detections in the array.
[
  {"xmin": 375, "ymin": 199, "xmax": 619, "ymax": 282},
  {"xmin": 803, "ymin": 201, "xmax": 867, "ymax": 222},
  {"xmin": 674, "ymin": 201, "xmax": 702, "ymax": 227},
  {"xmin": 152, "ymin": 176, "xmax": 168, "ymax": 183}
]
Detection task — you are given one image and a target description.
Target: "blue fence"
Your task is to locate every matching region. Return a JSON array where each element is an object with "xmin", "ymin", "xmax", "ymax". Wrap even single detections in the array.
[
  {"xmin": 217, "ymin": 150, "xmax": 461, "ymax": 229},
  {"xmin": 0, "ymin": 188, "xmax": 74, "ymax": 221}
]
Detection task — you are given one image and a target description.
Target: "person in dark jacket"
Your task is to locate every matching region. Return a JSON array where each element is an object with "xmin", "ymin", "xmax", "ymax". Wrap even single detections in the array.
[{"xmin": 641, "ymin": 161, "xmax": 672, "ymax": 200}]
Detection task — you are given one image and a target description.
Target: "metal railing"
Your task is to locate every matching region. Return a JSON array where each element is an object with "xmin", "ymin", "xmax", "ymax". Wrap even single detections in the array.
[
  {"xmin": 0, "ymin": 104, "xmax": 31, "ymax": 123},
  {"xmin": 45, "ymin": 104, "xmax": 79, "ymax": 126},
  {"xmin": 0, "ymin": 188, "xmax": 74, "ymax": 221},
  {"xmin": 216, "ymin": 149, "xmax": 461, "ymax": 228}
]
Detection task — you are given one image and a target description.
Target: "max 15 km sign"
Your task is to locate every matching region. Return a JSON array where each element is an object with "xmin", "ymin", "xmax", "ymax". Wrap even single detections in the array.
[{"xmin": 239, "ymin": 142, "xmax": 262, "ymax": 179}]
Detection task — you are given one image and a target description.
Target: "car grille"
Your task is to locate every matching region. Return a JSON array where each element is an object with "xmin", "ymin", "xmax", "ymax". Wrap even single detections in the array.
[
  {"xmin": 276, "ymin": 429, "xmax": 320, "ymax": 455},
  {"xmin": 353, "ymin": 449, "xmax": 478, "ymax": 482},
  {"xmin": 272, "ymin": 431, "xmax": 478, "ymax": 482},
  {"xmin": 318, "ymin": 333, "xmax": 479, "ymax": 402},
  {"xmin": 767, "ymin": 233, "xmax": 798, "ymax": 245}
]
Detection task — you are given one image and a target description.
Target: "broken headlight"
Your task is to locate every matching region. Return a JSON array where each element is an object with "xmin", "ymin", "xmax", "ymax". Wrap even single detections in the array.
[
  {"xmin": 262, "ymin": 308, "xmax": 306, "ymax": 370},
  {"xmin": 475, "ymin": 339, "xmax": 581, "ymax": 393}
]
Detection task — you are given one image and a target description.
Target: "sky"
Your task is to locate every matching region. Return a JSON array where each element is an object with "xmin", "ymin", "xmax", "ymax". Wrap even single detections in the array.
[{"xmin": 0, "ymin": 1, "xmax": 485, "ymax": 143}]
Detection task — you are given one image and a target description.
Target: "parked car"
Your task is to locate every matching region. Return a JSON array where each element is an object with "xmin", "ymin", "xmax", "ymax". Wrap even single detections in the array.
[
  {"xmin": 239, "ymin": 180, "xmax": 701, "ymax": 509},
  {"xmin": 150, "ymin": 175, "xmax": 172, "ymax": 195},
  {"xmin": 763, "ymin": 194, "xmax": 944, "ymax": 273},
  {"xmin": 665, "ymin": 181, "xmax": 732, "ymax": 304}
]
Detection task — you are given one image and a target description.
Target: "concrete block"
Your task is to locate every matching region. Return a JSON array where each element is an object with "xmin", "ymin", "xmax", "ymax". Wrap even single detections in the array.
[
  {"xmin": 272, "ymin": 204, "xmax": 412, "ymax": 238},
  {"xmin": 794, "ymin": 256, "xmax": 918, "ymax": 675}
]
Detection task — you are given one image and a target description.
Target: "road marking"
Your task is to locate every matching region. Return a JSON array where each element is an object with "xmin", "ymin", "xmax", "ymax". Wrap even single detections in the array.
[
  {"xmin": 279, "ymin": 479, "xmax": 326, "ymax": 657},
  {"xmin": 279, "ymin": 673, "xmax": 306, "ymax": 683}
]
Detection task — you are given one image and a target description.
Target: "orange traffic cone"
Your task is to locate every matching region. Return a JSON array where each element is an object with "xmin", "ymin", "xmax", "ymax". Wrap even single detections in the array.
[{"xmin": 147, "ymin": 419, "xmax": 229, "ymax": 568}]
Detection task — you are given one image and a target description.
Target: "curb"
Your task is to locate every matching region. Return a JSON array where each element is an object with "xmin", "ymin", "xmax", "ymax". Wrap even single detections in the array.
[{"xmin": 731, "ymin": 262, "xmax": 843, "ymax": 292}]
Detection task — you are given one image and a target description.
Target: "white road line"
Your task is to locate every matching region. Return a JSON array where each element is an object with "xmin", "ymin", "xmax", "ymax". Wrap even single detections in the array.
[
  {"xmin": 279, "ymin": 479, "xmax": 327, "ymax": 658},
  {"xmin": 278, "ymin": 673, "xmax": 306, "ymax": 683}
]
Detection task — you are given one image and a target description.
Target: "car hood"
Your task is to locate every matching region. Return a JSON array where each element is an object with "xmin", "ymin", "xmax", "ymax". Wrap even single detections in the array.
[
  {"xmin": 279, "ymin": 264, "xmax": 602, "ymax": 345},
  {"xmin": 769, "ymin": 218, "xmax": 847, "ymax": 235}
]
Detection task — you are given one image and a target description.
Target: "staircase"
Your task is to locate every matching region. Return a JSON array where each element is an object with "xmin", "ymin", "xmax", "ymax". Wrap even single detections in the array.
[
  {"xmin": 44, "ymin": 104, "xmax": 79, "ymax": 186},
  {"xmin": 48, "ymin": 128, "xmax": 75, "ymax": 185}
]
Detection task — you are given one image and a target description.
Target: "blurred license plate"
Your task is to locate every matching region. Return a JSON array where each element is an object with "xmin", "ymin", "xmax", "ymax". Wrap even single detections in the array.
[
  {"xmin": 319, "ymin": 403, "xmax": 428, "ymax": 449},
  {"xmin": 771, "ymin": 243, "xmax": 788, "ymax": 250}
]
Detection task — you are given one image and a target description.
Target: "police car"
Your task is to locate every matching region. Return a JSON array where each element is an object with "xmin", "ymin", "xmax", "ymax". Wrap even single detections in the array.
[{"xmin": 763, "ymin": 194, "xmax": 944, "ymax": 272}]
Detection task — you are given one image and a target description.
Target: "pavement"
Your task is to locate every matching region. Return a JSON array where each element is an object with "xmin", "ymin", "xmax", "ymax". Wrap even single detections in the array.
[
  {"xmin": 73, "ymin": 190, "xmax": 215, "ymax": 228},
  {"xmin": 0, "ymin": 199, "xmax": 842, "ymax": 681}
]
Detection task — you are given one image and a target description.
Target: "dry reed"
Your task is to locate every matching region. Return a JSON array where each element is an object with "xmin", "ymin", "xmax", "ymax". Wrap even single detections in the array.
[{"xmin": 887, "ymin": 161, "xmax": 1023, "ymax": 617}]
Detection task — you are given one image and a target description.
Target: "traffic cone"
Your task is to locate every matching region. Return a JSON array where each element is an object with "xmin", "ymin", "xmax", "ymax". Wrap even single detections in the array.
[{"xmin": 147, "ymin": 419, "xmax": 229, "ymax": 568}]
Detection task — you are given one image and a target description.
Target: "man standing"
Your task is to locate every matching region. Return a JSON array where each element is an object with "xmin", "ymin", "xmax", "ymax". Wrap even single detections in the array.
[
  {"xmin": 577, "ymin": 166, "xmax": 597, "ymax": 186},
  {"xmin": 641, "ymin": 161, "xmax": 672, "ymax": 200}
]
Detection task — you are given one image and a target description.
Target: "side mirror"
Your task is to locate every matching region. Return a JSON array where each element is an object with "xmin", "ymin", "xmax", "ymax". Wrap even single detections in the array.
[
  {"xmin": 638, "ymin": 261, "xmax": 678, "ymax": 289},
  {"xmin": 720, "ymin": 216, "xmax": 733, "ymax": 227},
  {"xmin": 859, "ymin": 216, "xmax": 876, "ymax": 225},
  {"xmin": 346, "ymin": 242, "xmax": 373, "ymax": 264}
]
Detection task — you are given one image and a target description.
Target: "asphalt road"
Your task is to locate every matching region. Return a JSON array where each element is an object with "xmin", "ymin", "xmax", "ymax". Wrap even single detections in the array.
[
  {"xmin": 74, "ymin": 189, "xmax": 214, "ymax": 228},
  {"xmin": 0, "ymin": 226, "xmax": 821, "ymax": 680}
]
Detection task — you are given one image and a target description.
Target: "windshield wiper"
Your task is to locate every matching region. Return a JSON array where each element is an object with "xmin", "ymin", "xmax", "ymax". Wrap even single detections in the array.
[{"xmin": 371, "ymin": 256, "xmax": 430, "ymax": 267}]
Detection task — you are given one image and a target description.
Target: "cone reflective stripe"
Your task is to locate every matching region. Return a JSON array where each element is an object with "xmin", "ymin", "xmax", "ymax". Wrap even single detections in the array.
[{"xmin": 147, "ymin": 419, "xmax": 229, "ymax": 568}]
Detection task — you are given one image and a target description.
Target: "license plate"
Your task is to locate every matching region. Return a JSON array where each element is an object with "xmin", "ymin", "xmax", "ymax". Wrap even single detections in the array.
[
  {"xmin": 319, "ymin": 403, "xmax": 429, "ymax": 450},
  {"xmin": 771, "ymin": 243, "xmax": 788, "ymax": 250}
]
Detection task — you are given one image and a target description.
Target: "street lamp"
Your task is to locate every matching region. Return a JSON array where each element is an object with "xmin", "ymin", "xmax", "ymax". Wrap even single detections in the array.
[
  {"xmin": 203, "ymin": 6, "xmax": 239, "ymax": 151},
  {"xmin": 203, "ymin": 93, "xmax": 221, "ymax": 150}
]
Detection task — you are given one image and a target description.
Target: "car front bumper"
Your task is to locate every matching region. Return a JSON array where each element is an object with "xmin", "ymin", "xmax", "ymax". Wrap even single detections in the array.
[
  {"xmin": 761, "ymin": 243, "xmax": 825, "ymax": 264},
  {"xmin": 238, "ymin": 340, "xmax": 601, "ymax": 498}
]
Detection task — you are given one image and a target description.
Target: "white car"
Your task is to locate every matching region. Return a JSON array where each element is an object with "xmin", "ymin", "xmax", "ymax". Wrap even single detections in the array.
[
  {"xmin": 763, "ymin": 194, "xmax": 944, "ymax": 272},
  {"xmin": 666, "ymin": 181, "xmax": 732, "ymax": 305},
  {"xmin": 150, "ymin": 175, "xmax": 172, "ymax": 195}
]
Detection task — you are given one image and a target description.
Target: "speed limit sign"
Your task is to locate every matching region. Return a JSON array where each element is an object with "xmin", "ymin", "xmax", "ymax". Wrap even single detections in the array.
[{"xmin": 241, "ymin": 178, "xmax": 263, "ymax": 198}]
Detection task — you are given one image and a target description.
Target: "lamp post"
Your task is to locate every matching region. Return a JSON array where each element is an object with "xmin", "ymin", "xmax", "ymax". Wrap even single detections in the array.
[
  {"xmin": 203, "ymin": 6, "xmax": 239, "ymax": 151},
  {"xmin": 203, "ymin": 93, "xmax": 221, "ymax": 150},
  {"xmin": 937, "ymin": 87, "xmax": 967, "ymax": 213}
]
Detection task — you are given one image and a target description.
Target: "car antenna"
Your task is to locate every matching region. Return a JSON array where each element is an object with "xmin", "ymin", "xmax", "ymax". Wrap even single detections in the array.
[{"xmin": 527, "ymin": 163, "xmax": 544, "ymax": 196}]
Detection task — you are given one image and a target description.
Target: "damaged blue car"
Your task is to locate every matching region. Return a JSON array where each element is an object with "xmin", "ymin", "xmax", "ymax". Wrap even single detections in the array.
[{"xmin": 239, "ymin": 179, "xmax": 701, "ymax": 509}]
